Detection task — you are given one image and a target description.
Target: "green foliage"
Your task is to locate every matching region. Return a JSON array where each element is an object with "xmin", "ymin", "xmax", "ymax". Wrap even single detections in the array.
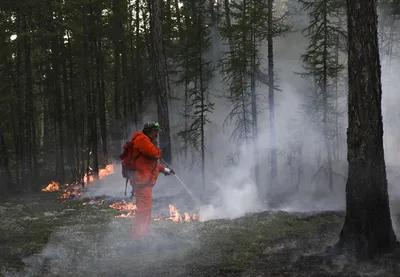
[
  {"xmin": 298, "ymin": 0, "xmax": 345, "ymax": 138},
  {"xmin": 176, "ymin": 0, "xmax": 215, "ymax": 169},
  {"xmin": 299, "ymin": 0, "xmax": 344, "ymax": 85},
  {"xmin": 219, "ymin": 0, "xmax": 291, "ymax": 144},
  {"xmin": 0, "ymin": 0, "xmax": 154, "ymax": 193}
]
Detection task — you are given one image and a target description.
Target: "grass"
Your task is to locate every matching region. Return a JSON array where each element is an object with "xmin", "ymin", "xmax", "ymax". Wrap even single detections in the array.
[{"xmin": 1, "ymin": 192, "xmax": 398, "ymax": 277}]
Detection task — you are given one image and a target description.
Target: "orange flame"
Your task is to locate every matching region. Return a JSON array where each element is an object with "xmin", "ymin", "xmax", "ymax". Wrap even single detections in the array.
[
  {"xmin": 153, "ymin": 204, "xmax": 198, "ymax": 222},
  {"xmin": 41, "ymin": 181, "xmax": 61, "ymax": 192},
  {"xmin": 109, "ymin": 200, "xmax": 137, "ymax": 218},
  {"xmin": 108, "ymin": 200, "xmax": 198, "ymax": 222},
  {"xmin": 42, "ymin": 164, "xmax": 115, "ymax": 200}
]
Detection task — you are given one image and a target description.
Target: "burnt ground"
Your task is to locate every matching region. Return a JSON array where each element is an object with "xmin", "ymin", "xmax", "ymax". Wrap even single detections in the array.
[{"xmin": 1, "ymin": 193, "xmax": 400, "ymax": 277}]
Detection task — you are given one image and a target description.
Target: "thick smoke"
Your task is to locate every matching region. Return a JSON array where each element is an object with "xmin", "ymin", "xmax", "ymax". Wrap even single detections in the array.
[{"xmin": 82, "ymin": 4, "xmax": 400, "ymax": 221}]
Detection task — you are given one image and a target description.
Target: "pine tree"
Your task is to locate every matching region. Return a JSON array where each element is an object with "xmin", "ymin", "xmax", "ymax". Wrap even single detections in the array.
[
  {"xmin": 177, "ymin": 0, "xmax": 215, "ymax": 193},
  {"xmin": 219, "ymin": 0, "xmax": 290, "ymax": 189},
  {"xmin": 299, "ymin": 0, "xmax": 345, "ymax": 192}
]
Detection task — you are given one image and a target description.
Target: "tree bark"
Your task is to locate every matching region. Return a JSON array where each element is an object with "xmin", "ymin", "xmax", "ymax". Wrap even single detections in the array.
[
  {"xmin": 333, "ymin": 0, "xmax": 398, "ymax": 258},
  {"xmin": 24, "ymin": 14, "xmax": 38, "ymax": 191},
  {"xmin": 268, "ymin": 0, "xmax": 278, "ymax": 189},
  {"xmin": 0, "ymin": 125, "xmax": 12, "ymax": 195},
  {"xmin": 51, "ymin": 28, "xmax": 65, "ymax": 185},
  {"xmin": 250, "ymin": 1, "xmax": 259, "ymax": 188}
]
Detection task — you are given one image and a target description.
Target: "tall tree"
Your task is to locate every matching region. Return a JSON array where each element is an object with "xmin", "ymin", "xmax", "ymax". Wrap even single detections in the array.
[
  {"xmin": 267, "ymin": 0, "xmax": 277, "ymax": 189},
  {"xmin": 220, "ymin": 0, "xmax": 289, "ymax": 189},
  {"xmin": 299, "ymin": 0, "xmax": 345, "ymax": 192},
  {"xmin": 177, "ymin": 0, "xmax": 215, "ymax": 194},
  {"xmin": 333, "ymin": 0, "xmax": 398, "ymax": 257}
]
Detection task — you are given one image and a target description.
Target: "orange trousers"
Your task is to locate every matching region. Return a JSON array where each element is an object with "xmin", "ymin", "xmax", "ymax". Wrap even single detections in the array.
[{"xmin": 131, "ymin": 185, "xmax": 153, "ymax": 240}]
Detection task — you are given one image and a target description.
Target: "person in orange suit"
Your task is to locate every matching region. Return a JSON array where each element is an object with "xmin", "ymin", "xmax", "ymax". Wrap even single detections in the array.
[{"xmin": 129, "ymin": 121, "xmax": 174, "ymax": 240}]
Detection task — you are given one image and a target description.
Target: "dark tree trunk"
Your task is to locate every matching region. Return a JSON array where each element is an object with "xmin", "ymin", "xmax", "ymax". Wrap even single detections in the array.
[
  {"xmin": 250, "ymin": 1, "xmax": 259, "ymax": 188},
  {"xmin": 268, "ymin": 0, "xmax": 278, "ymax": 190},
  {"xmin": 134, "ymin": 0, "xmax": 143, "ymax": 125},
  {"xmin": 52, "ymin": 31, "xmax": 65, "ymax": 185},
  {"xmin": 23, "ymin": 14, "xmax": 38, "ymax": 191},
  {"xmin": 0, "ymin": 126, "xmax": 12, "ymax": 195},
  {"xmin": 62, "ymin": 35, "xmax": 74, "ymax": 177},
  {"xmin": 333, "ymin": 0, "xmax": 398, "ymax": 258},
  {"xmin": 15, "ymin": 12, "xmax": 24, "ymax": 191},
  {"xmin": 97, "ymin": 36, "xmax": 108, "ymax": 166},
  {"xmin": 113, "ymin": 0, "xmax": 121, "ymax": 123},
  {"xmin": 90, "ymin": 39, "xmax": 99, "ymax": 179},
  {"xmin": 67, "ymin": 33, "xmax": 80, "ymax": 180}
]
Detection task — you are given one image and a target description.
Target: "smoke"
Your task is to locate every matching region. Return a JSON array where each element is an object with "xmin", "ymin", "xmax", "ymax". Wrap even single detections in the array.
[
  {"xmin": 198, "ymin": 138, "xmax": 268, "ymax": 221},
  {"xmin": 4, "ymin": 218, "xmax": 198, "ymax": 277},
  {"xmin": 54, "ymin": 0, "xmax": 400, "ymax": 228}
]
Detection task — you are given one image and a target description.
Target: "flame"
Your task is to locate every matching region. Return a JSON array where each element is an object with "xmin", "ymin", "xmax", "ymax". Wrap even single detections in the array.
[
  {"xmin": 59, "ymin": 187, "xmax": 82, "ymax": 199},
  {"xmin": 42, "ymin": 164, "xmax": 115, "ymax": 200},
  {"xmin": 99, "ymin": 165, "xmax": 114, "ymax": 180},
  {"xmin": 108, "ymin": 200, "xmax": 198, "ymax": 222},
  {"xmin": 41, "ymin": 181, "xmax": 61, "ymax": 192},
  {"xmin": 40, "ymin": 163, "xmax": 198, "ymax": 223},
  {"xmin": 109, "ymin": 200, "xmax": 137, "ymax": 218},
  {"xmin": 153, "ymin": 204, "xmax": 198, "ymax": 222}
]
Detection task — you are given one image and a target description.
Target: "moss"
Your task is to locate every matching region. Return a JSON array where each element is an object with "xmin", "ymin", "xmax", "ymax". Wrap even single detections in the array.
[{"xmin": 178, "ymin": 212, "xmax": 342, "ymax": 272}]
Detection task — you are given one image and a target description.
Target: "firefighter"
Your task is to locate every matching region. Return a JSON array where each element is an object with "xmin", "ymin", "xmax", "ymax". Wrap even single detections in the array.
[{"xmin": 129, "ymin": 121, "xmax": 174, "ymax": 240}]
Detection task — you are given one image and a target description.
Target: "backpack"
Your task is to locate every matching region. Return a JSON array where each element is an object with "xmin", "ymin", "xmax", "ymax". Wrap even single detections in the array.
[{"xmin": 119, "ymin": 139, "xmax": 141, "ymax": 179}]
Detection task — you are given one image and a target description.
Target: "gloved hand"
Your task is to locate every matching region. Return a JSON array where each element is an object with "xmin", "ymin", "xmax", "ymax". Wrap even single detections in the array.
[{"xmin": 164, "ymin": 168, "xmax": 175, "ymax": 176}]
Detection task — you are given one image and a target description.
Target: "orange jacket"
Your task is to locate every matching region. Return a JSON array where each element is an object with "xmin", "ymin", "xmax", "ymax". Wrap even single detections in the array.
[{"xmin": 130, "ymin": 132, "xmax": 166, "ymax": 186}]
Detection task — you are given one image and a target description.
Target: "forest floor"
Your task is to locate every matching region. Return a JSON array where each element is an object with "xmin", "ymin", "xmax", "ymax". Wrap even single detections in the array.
[{"xmin": 1, "ymin": 192, "xmax": 400, "ymax": 277}]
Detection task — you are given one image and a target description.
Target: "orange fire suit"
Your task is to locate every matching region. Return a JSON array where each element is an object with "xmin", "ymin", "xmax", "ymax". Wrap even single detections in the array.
[{"xmin": 128, "ymin": 132, "xmax": 167, "ymax": 240}]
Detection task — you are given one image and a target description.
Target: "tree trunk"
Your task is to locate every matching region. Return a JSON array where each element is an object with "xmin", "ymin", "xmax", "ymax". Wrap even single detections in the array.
[
  {"xmin": 62, "ymin": 35, "xmax": 74, "ymax": 177},
  {"xmin": 268, "ymin": 0, "xmax": 278, "ymax": 190},
  {"xmin": 67, "ymin": 33, "xmax": 80, "ymax": 180},
  {"xmin": 52, "ymin": 30, "xmax": 65, "ymax": 185},
  {"xmin": 24, "ymin": 14, "xmax": 38, "ymax": 191},
  {"xmin": 333, "ymin": 0, "xmax": 398, "ymax": 258},
  {"xmin": 322, "ymin": 0, "xmax": 333, "ymax": 192},
  {"xmin": 197, "ymin": 8, "xmax": 206, "ymax": 197},
  {"xmin": 250, "ymin": 1, "xmax": 259, "ymax": 188},
  {"xmin": 0, "ymin": 125, "xmax": 12, "ymax": 195},
  {"xmin": 134, "ymin": 0, "xmax": 143, "ymax": 125},
  {"xmin": 15, "ymin": 12, "xmax": 24, "ymax": 191},
  {"xmin": 147, "ymin": 0, "xmax": 172, "ymax": 164},
  {"xmin": 81, "ymin": 4, "xmax": 90, "ymax": 186},
  {"xmin": 90, "ymin": 39, "xmax": 99, "ymax": 178},
  {"xmin": 113, "ymin": 0, "xmax": 122, "ymax": 124},
  {"xmin": 333, "ymin": 9, "xmax": 341, "ymax": 162}
]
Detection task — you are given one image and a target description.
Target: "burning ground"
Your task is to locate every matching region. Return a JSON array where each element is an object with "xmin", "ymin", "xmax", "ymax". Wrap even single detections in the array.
[
  {"xmin": 2, "ymin": 169, "xmax": 400, "ymax": 276},
  {"xmin": 2, "ymin": 193, "xmax": 400, "ymax": 277}
]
